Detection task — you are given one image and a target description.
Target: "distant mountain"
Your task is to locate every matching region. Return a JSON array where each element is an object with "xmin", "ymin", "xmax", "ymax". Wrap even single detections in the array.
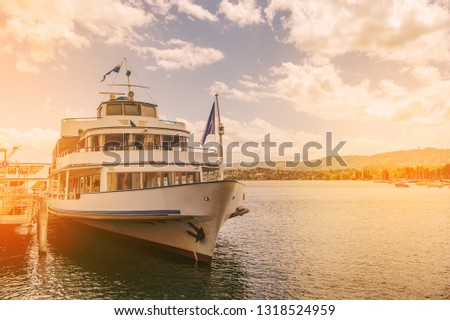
[
  {"xmin": 228, "ymin": 148, "xmax": 450, "ymax": 170},
  {"xmin": 337, "ymin": 148, "xmax": 450, "ymax": 169}
]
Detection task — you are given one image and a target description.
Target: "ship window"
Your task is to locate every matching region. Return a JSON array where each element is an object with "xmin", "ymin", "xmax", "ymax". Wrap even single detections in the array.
[
  {"xmin": 174, "ymin": 172, "xmax": 181, "ymax": 185},
  {"xmin": 188, "ymin": 172, "xmax": 199, "ymax": 183},
  {"xmin": 142, "ymin": 106, "xmax": 156, "ymax": 117},
  {"xmin": 98, "ymin": 103, "xmax": 107, "ymax": 118},
  {"xmin": 143, "ymin": 134, "xmax": 160, "ymax": 149},
  {"xmin": 92, "ymin": 174, "xmax": 100, "ymax": 192},
  {"xmin": 106, "ymin": 104, "xmax": 123, "ymax": 115},
  {"xmin": 103, "ymin": 134, "xmax": 124, "ymax": 150},
  {"xmin": 162, "ymin": 172, "xmax": 170, "ymax": 186},
  {"xmin": 142, "ymin": 172, "xmax": 171, "ymax": 187},
  {"xmin": 107, "ymin": 172, "xmax": 139, "ymax": 191},
  {"xmin": 171, "ymin": 135, "xmax": 187, "ymax": 149},
  {"xmin": 60, "ymin": 173, "xmax": 66, "ymax": 195},
  {"xmin": 174, "ymin": 172, "xmax": 199, "ymax": 185},
  {"xmin": 132, "ymin": 172, "xmax": 141, "ymax": 189},
  {"xmin": 107, "ymin": 173, "xmax": 118, "ymax": 191},
  {"xmin": 87, "ymin": 135, "xmax": 101, "ymax": 151},
  {"xmin": 133, "ymin": 134, "xmax": 145, "ymax": 150},
  {"xmin": 143, "ymin": 172, "xmax": 158, "ymax": 187},
  {"xmin": 124, "ymin": 104, "xmax": 141, "ymax": 116},
  {"xmin": 79, "ymin": 176, "xmax": 86, "ymax": 193},
  {"xmin": 161, "ymin": 135, "xmax": 173, "ymax": 150},
  {"xmin": 120, "ymin": 173, "xmax": 132, "ymax": 190}
]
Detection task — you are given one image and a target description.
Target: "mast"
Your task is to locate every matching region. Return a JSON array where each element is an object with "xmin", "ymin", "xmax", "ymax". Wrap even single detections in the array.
[
  {"xmin": 124, "ymin": 58, "xmax": 133, "ymax": 100},
  {"xmin": 104, "ymin": 58, "xmax": 149, "ymax": 101},
  {"xmin": 215, "ymin": 94, "xmax": 224, "ymax": 180}
]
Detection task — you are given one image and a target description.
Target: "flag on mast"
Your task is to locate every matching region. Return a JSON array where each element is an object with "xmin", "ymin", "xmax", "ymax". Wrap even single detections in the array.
[
  {"xmin": 201, "ymin": 102, "xmax": 216, "ymax": 145},
  {"xmin": 100, "ymin": 63, "xmax": 121, "ymax": 82}
]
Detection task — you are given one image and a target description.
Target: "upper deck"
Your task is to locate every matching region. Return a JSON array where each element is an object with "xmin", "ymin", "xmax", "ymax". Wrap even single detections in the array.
[{"xmin": 60, "ymin": 95, "xmax": 186, "ymax": 137}]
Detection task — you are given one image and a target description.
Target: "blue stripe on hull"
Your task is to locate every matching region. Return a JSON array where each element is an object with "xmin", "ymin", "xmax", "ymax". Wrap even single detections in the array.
[{"xmin": 49, "ymin": 207, "xmax": 181, "ymax": 215}]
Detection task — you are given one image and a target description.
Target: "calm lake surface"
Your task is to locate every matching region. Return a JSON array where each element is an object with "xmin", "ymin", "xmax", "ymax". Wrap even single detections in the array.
[{"xmin": 1, "ymin": 181, "xmax": 449, "ymax": 299}]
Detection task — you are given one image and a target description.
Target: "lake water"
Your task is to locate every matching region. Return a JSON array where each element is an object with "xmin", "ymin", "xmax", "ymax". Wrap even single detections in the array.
[{"xmin": 1, "ymin": 181, "xmax": 449, "ymax": 299}]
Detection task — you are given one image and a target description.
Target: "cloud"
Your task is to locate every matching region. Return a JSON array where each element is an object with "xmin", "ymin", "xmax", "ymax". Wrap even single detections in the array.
[
  {"xmin": 181, "ymin": 113, "xmax": 429, "ymax": 161},
  {"xmin": 177, "ymin": 0, "xmax": 217, "ymax": 21},
  {"xmin": 1, "ymin": 0, "xmax": 223, "ymax": 72},
  {"xmin": 238, "ymin": 78, "xmax": 261, "ymax": 89},
  {"xmin": 269, "ymin": 59, "xmax": 371, "ymax": 120},
  {"xmin": 40, "ymin": 96, "xmax": 90, "ymax": 119},
  {"xmin": 0, "ymin": 127, "xmax": 59, "ymax": 162},
  {"xmin": 211, "ymin": 57, "xmax": 450, "ymax": 125},
  {"xmin": 219, "ymin": 0, "xmax": 264, "ymax": 27},
  {"xmin": 182, "ymin": 112, "xmax": 450, "ymax": 161},
  {"xmin": 210, "ymin": 59, "xmax": 371, "ymax": 119},
  {"xmin": 147, "ymin": 0, "xmax": 217, "ymax": 22},
  {"xmin": 75, "ymin": 0, "xmax": 152, "ymax": 44},
  {"xmin": 135, "ymin": 39, "xmax": 225, "ymax": 70},
  {"xmin": 409, "ymin": 65, "xmax": 442, "ymax": 84},
  {"xmin": 366, "ymin": 67, "xmax": 450, "ymax": 124},
  {"xmin": 265, "ymin": 0, "xmax": 450, "ymax": 64},
  {"xmin": 180, "ymin": 115, "xmax": 323, "ymax": 162},
  {"xmin": 0, "ymin": 0, "xmax": 152, "ymax": 72},
  {"xmin": 16, "ymin": 55, "xmax": 40, "ymax": 74},
  {"xmin": 210, "ymin": 80, "xmax": 263, "ymax": 102}
]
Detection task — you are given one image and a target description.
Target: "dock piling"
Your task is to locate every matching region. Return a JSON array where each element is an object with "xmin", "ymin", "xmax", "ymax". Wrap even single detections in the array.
[{"xmin": 37, "ymin": 196, "xmax": 48, "ymax": 255}]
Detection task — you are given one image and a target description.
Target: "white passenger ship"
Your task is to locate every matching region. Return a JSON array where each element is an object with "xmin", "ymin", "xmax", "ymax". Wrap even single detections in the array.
[{"xmin": 48, "ymin": 63, "xmax": 248, "ymax": 263}]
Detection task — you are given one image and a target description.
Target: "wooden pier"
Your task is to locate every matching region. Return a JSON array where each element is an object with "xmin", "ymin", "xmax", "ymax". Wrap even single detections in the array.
[
  {"xmin": 0, "ymin": 192, "xmax": 39, "ymax": 226},
  {"xmin": 0, "ymin": 148, "xmax": 49, "ymax": 253},
  {"xmin": 0, "ymin": 192, "xmax": 48, "ymax": 254}
]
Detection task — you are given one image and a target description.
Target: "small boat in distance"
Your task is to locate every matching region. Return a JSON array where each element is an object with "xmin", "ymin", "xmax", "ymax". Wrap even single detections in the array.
[
  {"xmin": 48, "ymin": 59, "xmax": 248, "ymax": 264},
  {"xmin": 395, "ymin": 181, "xmax": 410, "ymax": 188}
]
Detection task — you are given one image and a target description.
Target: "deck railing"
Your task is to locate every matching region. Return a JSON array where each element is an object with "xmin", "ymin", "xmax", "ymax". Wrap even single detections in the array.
[
  {"xmin": 57, "ymin": 142, "xmax": 217, "ymax": 159},
  {"xmin": 0, "ymin": 188, "xmax": 38, "ymax": 217},
  {"xmin": 61, "ymin": 117, "xmax": 98, "ymax": 123}
]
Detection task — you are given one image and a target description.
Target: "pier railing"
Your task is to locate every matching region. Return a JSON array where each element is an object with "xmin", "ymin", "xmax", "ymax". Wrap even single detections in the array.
[{"xmin": 0, "ymin": 188, "xmax": 40, "ymax": 225}]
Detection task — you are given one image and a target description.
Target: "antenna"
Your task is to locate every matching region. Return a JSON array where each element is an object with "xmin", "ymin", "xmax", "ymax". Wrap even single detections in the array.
[
  {"xmin": 107, "ymin": 84, "xmax": 150, "ymax": 101},
  {"xmin": 107, "ymin": 84, "xmax": 150, "ymax": 89}
]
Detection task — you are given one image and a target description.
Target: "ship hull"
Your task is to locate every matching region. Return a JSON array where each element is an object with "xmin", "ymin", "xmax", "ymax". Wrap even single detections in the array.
[{"xmin": 48, "ymin": 180, "xmax": 246, "ymax": 264}]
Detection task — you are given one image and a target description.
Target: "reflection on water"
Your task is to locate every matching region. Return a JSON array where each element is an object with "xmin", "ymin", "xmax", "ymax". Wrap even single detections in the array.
[
  {"xmin": 1, "ymin": 219, "xmax": 248, "ymax": 299},
  {"xmin": 1, "ymin": 181, "xmax": 449, "ymax": 299}
]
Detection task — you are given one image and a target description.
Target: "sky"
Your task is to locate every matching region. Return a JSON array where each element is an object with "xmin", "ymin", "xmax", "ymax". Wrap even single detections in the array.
[{"xmin": 0, "ymin": 0, "xmax": 449, "ymax": 163}]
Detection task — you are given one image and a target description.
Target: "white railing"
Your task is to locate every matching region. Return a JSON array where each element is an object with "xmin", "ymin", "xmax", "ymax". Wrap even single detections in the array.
[{"xmin": 57, "ymin": 143, "xmax": 216, "ymax": 159}]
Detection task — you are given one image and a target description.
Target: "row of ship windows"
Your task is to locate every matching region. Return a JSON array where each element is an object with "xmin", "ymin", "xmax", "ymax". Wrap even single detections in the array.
[
  {"xmin": 52, "ymin": 171, "xmax": 201, "ymax": 196},
  {"xmin": 52, "ymin": 174, "xmax": 101, "ymax": 195},
  {"xmin": 75, "ymin": 133, "xmax": 187, "ymax": 152},
  {"xmin": 100, "ymin": 103, "xmax": 157, "ymax": 117},
  {"xmin": 107, "ymin": 172, "xmax": 200, "ymax": 191}
]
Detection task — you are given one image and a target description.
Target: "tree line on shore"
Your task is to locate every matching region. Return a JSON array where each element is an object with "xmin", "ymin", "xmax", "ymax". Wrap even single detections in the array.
[{"xmin": 224, "ymin": 164, "xmax": 450, "ymax": 181}]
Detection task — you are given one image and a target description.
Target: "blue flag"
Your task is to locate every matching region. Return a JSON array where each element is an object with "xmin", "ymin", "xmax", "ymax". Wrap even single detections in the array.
[
  {"xmin": 201, "ymin": 102, "xmax": 215, "ymax": 145},
  {"xmin": 100, "ymin": 63, "xmax": 121, "ymax": 82}
]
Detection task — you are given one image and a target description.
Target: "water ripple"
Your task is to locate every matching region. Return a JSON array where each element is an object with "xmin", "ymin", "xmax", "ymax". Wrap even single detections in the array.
[{"xmin": 1, "ymin": 181, "xmax": 449, "ymax": 299}]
